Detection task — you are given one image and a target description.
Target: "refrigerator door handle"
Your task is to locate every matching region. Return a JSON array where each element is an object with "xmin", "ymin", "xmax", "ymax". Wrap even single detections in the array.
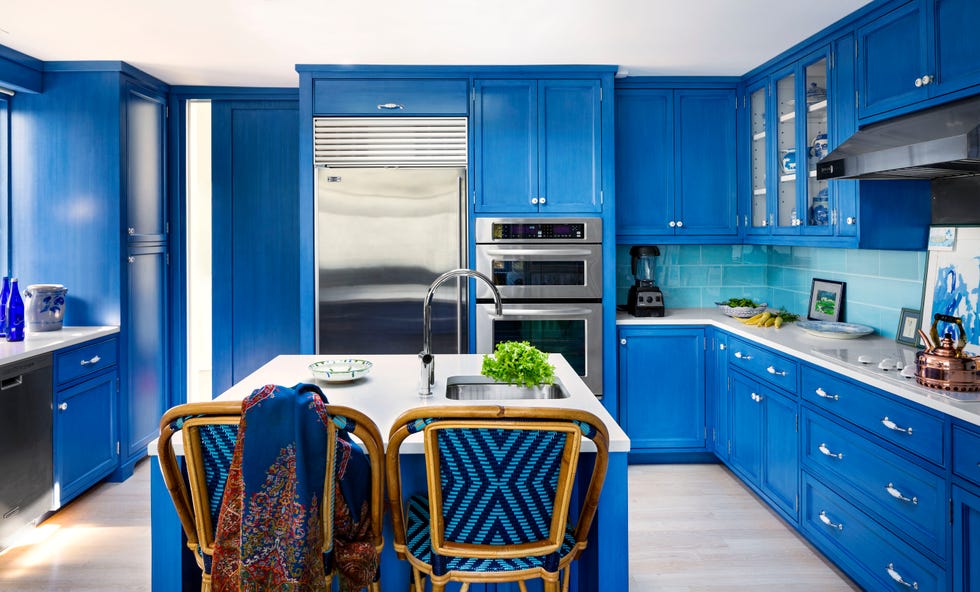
[{"xmin": 457, "ymin": 175, "xmax": 466, "ymax": 354}]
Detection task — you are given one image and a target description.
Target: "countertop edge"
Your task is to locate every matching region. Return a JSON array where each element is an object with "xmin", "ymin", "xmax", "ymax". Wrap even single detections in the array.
[
  {"xmin": 0, "ymin": 326, "xmax": 120, "ymax": 366},
  {"xmin": 618, "ymin": 310, "xmax": 980, "ymax": 427}
]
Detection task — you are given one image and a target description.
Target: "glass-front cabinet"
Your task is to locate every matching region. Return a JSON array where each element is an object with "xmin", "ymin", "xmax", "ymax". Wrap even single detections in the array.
[{"xmin": 745, "ymin": 48, "xmax": 834, "ymax": 240}]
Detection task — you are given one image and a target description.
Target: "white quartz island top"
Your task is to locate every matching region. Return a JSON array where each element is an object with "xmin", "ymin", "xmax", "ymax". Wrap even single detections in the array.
[
  {"xmin": 619, "ymin": 309, "xmax": 980, "ymax": 426},
  {"xmin": 0, "ymin": 326, "xmax": 119, "ymax": 366},
  {"xmin": 201, "ymin": 353, "xmax": 629, "ymax": 454}
]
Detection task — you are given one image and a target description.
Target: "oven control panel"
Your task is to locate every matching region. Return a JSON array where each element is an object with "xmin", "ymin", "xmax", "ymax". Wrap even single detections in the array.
[
  {"xmin": 475, "ymin": 217, "xmax": 602, "ymax": 243},
  {"xmin": 493, "ymin": 222, "xmax": 584, "ymax": 240}
]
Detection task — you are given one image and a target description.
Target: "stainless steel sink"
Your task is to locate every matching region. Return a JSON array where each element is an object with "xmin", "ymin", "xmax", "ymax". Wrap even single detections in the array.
[{"xmin": 445, "ymin": 375, "xmax": 568, "ymax": 400}]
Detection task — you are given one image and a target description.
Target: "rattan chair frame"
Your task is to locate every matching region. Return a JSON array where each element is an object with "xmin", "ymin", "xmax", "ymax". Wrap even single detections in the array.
[
  {"xmin": 385, "ymin": 405, "xmax": 610, "ymax": 592},
  {"xmin": 157, "ymin": 400, "xmax": 386, "ymax": 592}
]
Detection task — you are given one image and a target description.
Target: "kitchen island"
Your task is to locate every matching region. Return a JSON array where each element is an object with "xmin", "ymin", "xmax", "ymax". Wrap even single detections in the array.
[{"xmin": 149, "ymin": 353, "xmax": 630, "ymax": 592}]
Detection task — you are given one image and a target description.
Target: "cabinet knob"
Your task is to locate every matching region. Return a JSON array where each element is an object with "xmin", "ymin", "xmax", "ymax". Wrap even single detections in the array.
[
  {"xmin": 58, "ymin": 402, "xmax": 68, "ymax": 411},
  {"xmin": 538, "ymin": 197, "xmax": 546, "ymax": 205},
  {"xmin": 675, "ymin": 220, "xmax": 683, "ymax": 228},
  {"xmin": 531, "ymin": 197, "xmax": 539, "ymax": 205},
  {"xmin": 719, "ymin": 343, "xmax": 726, "ymax": 350},
  {"xmin": 620, "ymin": 338, "xmax": 627, "ymax": 345},
  {"xmin": 915, "ymin": 75, "xmax": 933, "ymax": 87},
  {"xmin": 846, "ymin": 216, "xmax": 856, "ymax": 225},
  {"xmin": 922, "ymin": 74, "xmax": 933, "ymax": 85},
  {"xmin": 668, "ymin": 220, "xmax": 676, "ymax": 228}
]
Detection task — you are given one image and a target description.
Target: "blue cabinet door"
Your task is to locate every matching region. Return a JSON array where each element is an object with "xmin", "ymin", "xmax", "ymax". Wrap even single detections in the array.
[
  {"xmin": 711, "ymin": 331, "xmax": 730, "ymax": 460},
  {"xmin": 55, "ymin": 371, "xmax": 117, "ymax": 505},
  {"xmin": 615, "ymin": 89, "xmax": 673, "ymax": 235},
  {"xmin": 858, "ymin": 1, "xmax": 930, "ymax": 118},
  {"xmin": 762, "ymin": 387, "xmax": 799, "ymax": 520},
  {"xmin": 124, "ymin": 247, "xmax": 167, "ymax": 461},
  {"xmin": 953, "ymin": 483, "xmax": 980, "ymax": 592},
  {"xmin": 473, "ymin": 80, "xmax": 538, "ymax": 213},
  {"xmin": 934, "ymin": 0, "xmax": 980, "ymax": 95},
  {"xmin": 674, "ymin": 89, "xmax": 737, "ymax": 236},
  {"xmin": 729, "ymin": 372, "xmax": 763, "ymax": 483},
  {"xmin": 538, "ymin": 80, "xmax": 602, "ymax": 214},
  {"xmin": 124, "ymin": 82, "xmax": 167, "ymax": 243},
  {"xmin": 618, "ymin": 327, "xmax": 706, "ymax": 451}
]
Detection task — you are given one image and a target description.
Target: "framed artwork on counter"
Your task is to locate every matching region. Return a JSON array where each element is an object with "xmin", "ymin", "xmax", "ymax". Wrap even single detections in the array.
[
  {"xmin": 896, "ymin": 307, "xmax": 921, "ymax": 347},
  {"xmin": 807, "ymin": 278, "xmax": 845, "ymax": 322}
]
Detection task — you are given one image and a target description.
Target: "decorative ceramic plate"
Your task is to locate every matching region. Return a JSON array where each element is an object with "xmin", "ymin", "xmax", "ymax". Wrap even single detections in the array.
[
  {"xmin": 796, "ymin": 321, "xmax": 874, "ymax": 339},
  {"xmin": 309, "ymin": 359, "xmax": 373, "ymax": 382}
]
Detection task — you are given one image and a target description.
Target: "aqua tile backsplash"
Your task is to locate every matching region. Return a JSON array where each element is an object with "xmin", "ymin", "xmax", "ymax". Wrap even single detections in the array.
[{"xmin": 616, "ymin": 244, "xmax": 927, "ymax": 338}]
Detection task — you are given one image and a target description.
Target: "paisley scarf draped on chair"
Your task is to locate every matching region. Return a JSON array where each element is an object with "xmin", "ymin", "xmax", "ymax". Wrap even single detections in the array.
[{"xmin": 211, "ymin": 383, "xmax": 378, "ymax": 592}]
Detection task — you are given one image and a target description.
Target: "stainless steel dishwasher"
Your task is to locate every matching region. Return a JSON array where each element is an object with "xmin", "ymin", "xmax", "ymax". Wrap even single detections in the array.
[{"xmin": 0, "ymin": 353, "xmax": 53, "ymax": 551}]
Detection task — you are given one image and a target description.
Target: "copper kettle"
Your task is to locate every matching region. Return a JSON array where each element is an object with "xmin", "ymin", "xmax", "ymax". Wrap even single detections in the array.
[{"xmin": 915, "ymin": 314, "xmax": 980, "ymax": 392}]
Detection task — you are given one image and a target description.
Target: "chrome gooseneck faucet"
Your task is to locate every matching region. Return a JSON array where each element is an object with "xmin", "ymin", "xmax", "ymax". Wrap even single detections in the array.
[{"xmin": 419, "ymin": 268, "xmax": 502, "ymax": 397}]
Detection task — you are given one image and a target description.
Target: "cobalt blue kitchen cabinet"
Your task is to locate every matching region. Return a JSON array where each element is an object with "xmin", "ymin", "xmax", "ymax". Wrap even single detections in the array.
[
  {"xmin": 858, "ymin": 0, "xmax": 980, "ymax": 121},
  {"xmin": 473, "ymin": 78, "xmax": 604, "ymax": 214},
  {"xmin": 311, "ymin": 78, "xmax": 468, "ymax": 116},
  {"xmin": 617, "ymin": 326, "xmax": 708, "ymax": 461},
  {"xmin": 53, "ymin": 336, "xmax": 119, "ymax": 508},
  {"xmin": 952, "ymin": 421, "xmax": 980, "ymax": 591},
  {"xmin": 615, "ymin": 82, "xmax": 738, "ymax": 243},
  {"xmin": 11, "ymin": 62, "xmax": 170, "ymax": 480}
]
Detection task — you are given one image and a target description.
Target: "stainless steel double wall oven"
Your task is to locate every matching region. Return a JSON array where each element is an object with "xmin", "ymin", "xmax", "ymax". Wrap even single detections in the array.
[{"xmin": 474, "ymin": 218, "xmax": 603, "ymax": 396}]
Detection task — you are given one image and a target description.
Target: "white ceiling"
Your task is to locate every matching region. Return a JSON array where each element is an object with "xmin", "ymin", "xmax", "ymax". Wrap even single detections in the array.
[{"xmin": 0, "ymin": 0, "xmax": 873, "ymax": 87}]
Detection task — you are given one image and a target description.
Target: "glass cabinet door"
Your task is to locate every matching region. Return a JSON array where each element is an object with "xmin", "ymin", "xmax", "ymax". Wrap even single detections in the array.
[
  {"xmin": 803, "ymin": 57, "xmax": 831, "ymax": 233},
  {"xmin": 774, "ymin": 71, "xmax": 798, "ymax": 231},
  {"xmin": 748, "ymin": 85, "xmax": 768, "ymax": 231}
]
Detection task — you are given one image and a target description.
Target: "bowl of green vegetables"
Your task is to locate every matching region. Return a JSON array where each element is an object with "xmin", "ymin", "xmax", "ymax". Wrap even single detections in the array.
[{"xmin": 716, "ymin": 298, "xmax": 768, "ymax": 319}]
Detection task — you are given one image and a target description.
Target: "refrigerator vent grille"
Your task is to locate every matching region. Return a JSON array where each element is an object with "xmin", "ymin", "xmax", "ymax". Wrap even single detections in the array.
[{"xmin": 314, "ymin": 117, "xmax": 467, "ymax": 166}]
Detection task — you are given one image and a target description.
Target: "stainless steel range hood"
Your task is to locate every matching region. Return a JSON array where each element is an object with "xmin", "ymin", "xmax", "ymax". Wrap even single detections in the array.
[{"xmin": 816, "ymin": 95, "xmax": 980, "ymax": 180}]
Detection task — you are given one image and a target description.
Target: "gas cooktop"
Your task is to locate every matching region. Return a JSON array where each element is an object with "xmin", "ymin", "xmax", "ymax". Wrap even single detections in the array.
[{"xmin": 809, "ymin": 344, "xmax": 980, "ymax": 402}]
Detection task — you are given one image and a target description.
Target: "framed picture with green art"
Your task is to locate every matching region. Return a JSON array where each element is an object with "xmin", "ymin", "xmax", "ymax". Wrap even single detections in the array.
[{"xmin": 808, "ymin": 278, "xmax": 845, "ymax": 322}]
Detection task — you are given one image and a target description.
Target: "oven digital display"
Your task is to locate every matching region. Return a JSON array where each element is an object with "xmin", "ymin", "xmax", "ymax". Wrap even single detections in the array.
[{"xmin": 492, "ymin": 223, "xmax": 585, "ymax": 240}]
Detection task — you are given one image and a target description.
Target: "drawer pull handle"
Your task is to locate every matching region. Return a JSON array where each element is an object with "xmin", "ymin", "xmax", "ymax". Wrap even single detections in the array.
[
  {"xmin": 818, "ymin": 443, "xmax": 843, "ymax": 460},
  {"xmin": 815, "ymin": 387, "xmax": 839, "ymax": 401},
  {"xmin": 766, "ymin": 365, "xmax": 787, "ymax": 376},
  {"xmin": 886, "ymin": 563, "xmax": 918, "ymax": 589},
  {"xmin": 885, "ymin": 483, "xmax": 918, "ymax": 505},
  {"xmin": 818, "ymin": 511, "xmax": 843, "ymax": 531},
  {"xmin": 58, "ymin": 402, "xmax": 68, "ymax": 411},
  {"xmin": 734, "ymin": 351, "xmax": 752, "ymax": 360},
  {"xmin": 881, "ymin": 417, "xmax": 913, "ymax": 436},
  {"xmin": 377, "ymin": 103, "xmax": 405, "ymax": 110},
  {"xmin": 80, "ymin": 355, "xmax": 102, "ymax": 366}
]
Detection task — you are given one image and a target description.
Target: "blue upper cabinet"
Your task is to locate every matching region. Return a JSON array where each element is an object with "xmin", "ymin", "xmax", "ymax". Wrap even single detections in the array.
[
  {"xmin": 125, "ymin": 83, "xmax": 167, "ymax": 243},
  {"xmin": 312, "ymin": 78, "xmax": 468, "ymax": 116},
  {"xmin": 473, "ymin": 78, "xmax": 602, "ymax": 214},
  {"xmin": 615, "ymin": 83, "xmax": 737, "ymax": 242},
  {"xmin": 859, "ymin": 0, "xmax": 980, "ymax": 121}
]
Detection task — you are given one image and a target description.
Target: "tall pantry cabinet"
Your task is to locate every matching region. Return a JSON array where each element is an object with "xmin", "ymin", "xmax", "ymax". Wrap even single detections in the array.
[{"xmin": 11, "ymin": 62, "xmax": 169, "ymax": 479}]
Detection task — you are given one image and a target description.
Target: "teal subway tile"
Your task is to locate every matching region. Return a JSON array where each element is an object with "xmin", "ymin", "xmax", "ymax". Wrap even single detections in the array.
[
  {"xmin": 844, "ymin": 249, "xmax": 880, "ymax": 276},
  {"xmin": 663, "ymin": 287, "xmax": 701, "ymax": 308},
  {"xmin": 676, "ymin": 245, "xmax": 702, "ymax": 265},
  {"xmin": 848, "ymin": 277, "xmax": 922, "ymax": 311},
  {"xmin": 769, "ymin": 288, "xmax": 808, "ymax": 314},
  {"xmin": 813, "ymin": 247, "xmax": 846, "ymax": 272},
  {"xmin": 768, "ymin": 245, "xmax": 795, "ymax": 266},
  {"xmin": 722, "ymin": 265, "xmax": 767, "ymax": 286},
  {"xmin": 789, "ymin": 246, "xmax": 816, "ymax": 268},
  {"xmin": 679, "ymin": 266, "xmax": 711, "ymax": 287},
  {"xmin": 700, "ymin": 245, "xmax": 732, "ymax": 265},
  {"xmin": 843, "ymin": 302, "xmax": 883, "ymax": 332},
  {"xmin": 701, "ymin": 286, "xmax": 725, "ymax": 306},
  {"xmin": 878, "ymin": 249, "xmax": 927, "ymax": 281},
  {"xmin": 705, "ymin": 266, "xmax": 724, "ymax": 286}
]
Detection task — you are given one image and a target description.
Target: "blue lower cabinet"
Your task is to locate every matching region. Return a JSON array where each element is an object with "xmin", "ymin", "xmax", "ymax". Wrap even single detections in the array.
[
  {"xmin": 802, "ymin": 473, "xmax": 945, "ymax": 591},
  {"xmin": 728, "ymin": 371, "xmax": 799, "ymax": 521},
  {"xmin": 952, "ymin": 483, "xmax": 980, "ymax": 592},
  {"xmin": 53, "ymin": 336, "xmax": 119, "ymax": 508},
  {"xmin": 617, "ymin": 326, "xmax": 707, "ymax": 459}
]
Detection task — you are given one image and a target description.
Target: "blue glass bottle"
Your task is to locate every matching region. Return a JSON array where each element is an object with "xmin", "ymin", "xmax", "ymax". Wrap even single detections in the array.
[
  {"xmin": 0, "ymin": 276, "xmax": 9, "ymax": 337},
  {"xmin": 6, "ymin": 278, "xmax": 25, "ymax": 342}
]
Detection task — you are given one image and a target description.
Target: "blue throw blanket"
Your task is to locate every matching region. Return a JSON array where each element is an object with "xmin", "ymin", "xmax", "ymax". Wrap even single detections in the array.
[{"xmin": 211, "ymin": 383, "xmax": 377, "ymax": 591}]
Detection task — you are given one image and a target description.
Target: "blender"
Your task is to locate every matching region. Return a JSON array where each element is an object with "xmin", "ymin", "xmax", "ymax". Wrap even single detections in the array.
[{"xmin": 627, "ymin": 245, "xmax": 664, "ymax": 317}]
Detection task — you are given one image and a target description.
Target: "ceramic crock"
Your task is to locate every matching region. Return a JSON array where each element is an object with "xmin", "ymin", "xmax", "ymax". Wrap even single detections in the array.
[{"xmin": 24, "ymin": 284, "xmax": 68, "ymax": 332}]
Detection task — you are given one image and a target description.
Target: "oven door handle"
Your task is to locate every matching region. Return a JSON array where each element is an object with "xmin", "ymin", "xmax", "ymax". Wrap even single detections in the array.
[
  {"xmin": 496, "ymin": 307, "xmax": 595, "ymax": 317},
  {"xmin": 484, "ymin": 248, "xmax": 594, "ymax": 257}
]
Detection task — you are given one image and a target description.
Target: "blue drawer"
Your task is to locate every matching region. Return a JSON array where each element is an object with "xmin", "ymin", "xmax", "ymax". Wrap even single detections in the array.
[
  {"xmin": 313, "ymin": 79, "xmax": 469, "ymax": 115},
  {"xmin": 802, "ymin": 473, "xmax": 945, "ymax": 592},
  {"xmin": 953, "ymin": 424, "xmax": 980, "ymax": 486},
  {"xmin": 728, "ymin": 336, "xmax": 798, "ymax": 393},
  {"xmin": 55, "ymin": 337, "xmax": 117, "ymax": 386},
  {"xmin": 801, "ymin": 365, "xmax": 945, "ymax": 466},
  {"xmin": 802, "ymin": 409, "xmax": 946, "ymax": 559}
]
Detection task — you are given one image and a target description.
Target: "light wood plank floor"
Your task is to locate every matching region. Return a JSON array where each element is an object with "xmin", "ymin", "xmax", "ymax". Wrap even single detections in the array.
[{"xmin": 0, "ymin": 461, "xmax": 859, "ymax": 591}]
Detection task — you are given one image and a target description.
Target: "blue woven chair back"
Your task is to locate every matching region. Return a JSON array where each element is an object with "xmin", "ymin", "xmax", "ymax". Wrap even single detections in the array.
[
  {"xmin": 194, "ymin": 423, "xmax": 239, "ymax": 532},
  {"xmin": 435, "ymin": 426, "xmax": 568, "ymax": 546}
]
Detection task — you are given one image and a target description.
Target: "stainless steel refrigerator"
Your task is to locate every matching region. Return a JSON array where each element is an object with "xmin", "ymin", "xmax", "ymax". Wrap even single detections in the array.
[{"xmin": 316, "ymin": 165, "xmax": 467, "ymax": 355}]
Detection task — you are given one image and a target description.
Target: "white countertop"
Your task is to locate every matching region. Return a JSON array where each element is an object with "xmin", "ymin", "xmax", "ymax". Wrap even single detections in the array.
[
  {"xmin": 618, "ymin": 309, "xmax": 980, "ymax": 426},
  {"xmin": 157, "ymin": 353, "xmax": 630, "ymax": 455},
  {"xmin": 0, "ymin": 326, "xmax": 119, "ymax": 366}
]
